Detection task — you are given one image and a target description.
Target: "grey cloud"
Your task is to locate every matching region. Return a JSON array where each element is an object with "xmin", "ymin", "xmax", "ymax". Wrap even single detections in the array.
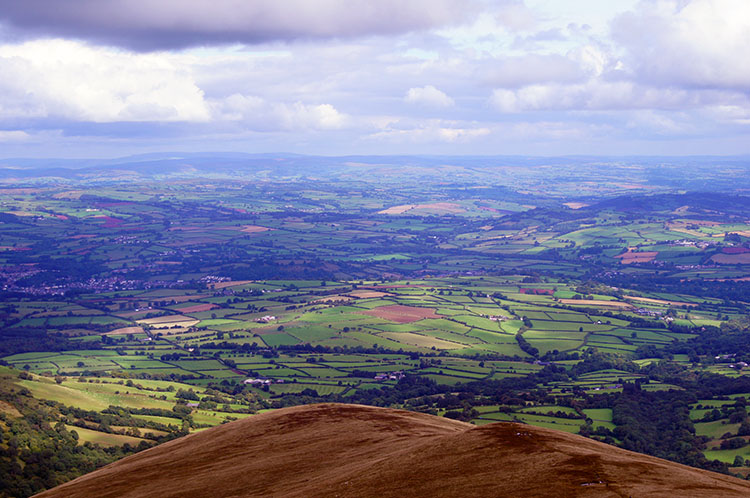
[{"xmin": 0, "ymin": 0, "xmax": 478, "ymax": 51}]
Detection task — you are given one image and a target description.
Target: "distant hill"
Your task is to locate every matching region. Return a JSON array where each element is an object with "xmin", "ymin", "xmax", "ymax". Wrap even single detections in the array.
[
  {"xmin": 2, "ymin": 153, "xmax": 750, "ymax": 193},
  {"xmin": 35, "ymin": 403, "xmax": 750, "ymax": 498}
]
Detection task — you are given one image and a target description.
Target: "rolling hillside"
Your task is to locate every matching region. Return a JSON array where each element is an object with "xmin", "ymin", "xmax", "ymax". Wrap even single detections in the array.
[{"xmin": 35, "ymin": 403, "xmax": 750, "ymax": 497}]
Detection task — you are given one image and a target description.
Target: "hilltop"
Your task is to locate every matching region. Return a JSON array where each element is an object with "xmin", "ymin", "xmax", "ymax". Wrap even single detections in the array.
[{"xmin": 35, "ymin": 403, "xmax": 750, "ymax": 498}]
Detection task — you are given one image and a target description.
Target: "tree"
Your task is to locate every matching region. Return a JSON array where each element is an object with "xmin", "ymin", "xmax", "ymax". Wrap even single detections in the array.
[{"xmin": 175, "ymin": 388, "xmax": 199, "ymax": 401}]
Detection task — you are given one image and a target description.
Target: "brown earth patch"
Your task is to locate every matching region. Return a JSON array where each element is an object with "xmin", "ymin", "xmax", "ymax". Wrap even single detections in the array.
[
  {"xmin": 94, "ymin": 215, "xmax": 124, "ymax": 228},
  {"xmin": 0, "ymin": 400, "xmax": 21, "ymax": 418},
  {"xmin": 722, "ymin": 247, "xmax": 750, "ymax": 254},
  {"xmin": 625, "ymin": 296, "xmax": 697, "ymax": 307},
  {"xmin": 674, "ymin": 219, "xmax": 720, "ymax": 227},
  {"xmin": 102, "ymin": 326, "xmax": 144, "ymax": 336},
  {"xmin": 558, "ymin": 299, "xmax": 633, "ymax": 308},
  {"xmin": 413, "ymin": 202, "xmax": 466, "ymax": 214},
  {"xmin": 347, "ymin": 290, "xmax": 392, "ymax": 298},
  {"xmin": 210, "ymin": 280, "xmax": 254, "ymax": 290},
  {"xmin": 361, "ymin": 304, "xmax": 438, "ymax": 323},
  {"xmin": 147, "ymin": 320, "xmax": 200, "ymax": 329},
  {"xmin": 378, "ymin": 202, "xmax": 465, "ymax": 215},
  {"xmin": 563, "ymin": 202, "xmax": 589, "ymax": 209},
  {"xmin": 378, "ymin": 204, "xmax": 415, "ymax": 215},
  {"xmin": 174, "ymin": 303, "xmax": 218, "ymax": 313},
  {"xmin": 711, "ymin": 253, "xmax": 750, "ymax": 264},
  {"xmin": 137, "ymin": 315, "xmax": 195, "ymax": 325},
  {"xmin": 240, "ymin": 225, "xmax": 272, "ymax": 233},
  {"xmin": 615, "ymin": 250, "xmax": 658, "ymax": 264}
]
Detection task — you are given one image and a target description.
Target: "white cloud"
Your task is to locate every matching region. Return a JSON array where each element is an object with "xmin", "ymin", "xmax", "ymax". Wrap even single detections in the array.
[
  {"xmin": 404, "ymin": 85, "xmax": 455, "ymax": 108},
  {"xmin": 495, "ymin": 1, "xmax": 538, "ymax": 31},
  {"xmin": 491, "ymin": 78, "xmax": 748, "ymax": 114},
  {"xmin": 624, "ymin": 110, "xmax": 694, "ymax": 136},
  {"xmin": 703, "ymin": 104, "xmax": 750, "ymax": 126},
  {"xmin": 215, "ymin": 94, "xmax": 347, "ymax": 131},
  {"xmin": 366, "ymin": 119, "xmax": 490, "ymax": 143},
  {"xmin": 483, "ymin": 54, "xmax": 587, "ymax": 88},
  {"xmin": 491, "ymin": 89, "xmax": 520, "ymax": 113},
  {"xmin": 612, "ymin": 0, "xmax": 750, "ymax": 89},
  {"xmin": 0, "ymin": 39, "xmax": 210, "ymax": 122},
  {"xmin": 0, "ymin": 130, "xmax": 30, "ymax": 141}
]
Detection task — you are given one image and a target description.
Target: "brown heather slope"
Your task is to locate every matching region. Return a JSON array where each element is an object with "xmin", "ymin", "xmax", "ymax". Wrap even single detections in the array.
[{"xmin": 36, "ymin": 403, "xmax": 750, "ymax": 498}]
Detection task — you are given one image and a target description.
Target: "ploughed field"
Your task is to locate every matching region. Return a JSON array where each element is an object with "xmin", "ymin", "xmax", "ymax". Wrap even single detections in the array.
[{"xmin": 36, "ymin": 403, "xmax": 750, "ymax": 498}]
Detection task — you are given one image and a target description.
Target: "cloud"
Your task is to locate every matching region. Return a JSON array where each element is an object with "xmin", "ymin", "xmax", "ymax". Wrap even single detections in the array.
[
  {"xmin": 707, "ymin": 105, "xmax": 750, "ymax": 126},
  {"xmin": 0, "ymin": 130, "xmax": 29, "ymax": 141},
  {"xmin": 0, "ymin": 0, "xmax": 478, "ymax": 51},
  {"xmin": 366, "ymin": 119, "xmax": 490, "ymax": 143},
  {"xmin": 0, "ymin": 39, "xmax": 210, "ymax": 122},
  {"xmin": 214, "ymin": 94, "xmax": 347, "ymax": 131},
  {"xmin": 404, "ymin": 85, "xmax": 455, "ymax": 108},
  {"xmin": 612, "ymin": 0, "xmax": 750, "ymax": 90},
  {"xmin": 490, "ymin": 79, "xmax": 750, "ymax": 115},
  {"xmin": 483, "ymin": 53, "xmax": 588, "ymax": 88},
  {"xmin": 624, "ymin": 110, "xmax": 694, "ymax": 136},
  {"xmin": 494, "ymin": 1, "xmax": 537, "ymax": 31}
]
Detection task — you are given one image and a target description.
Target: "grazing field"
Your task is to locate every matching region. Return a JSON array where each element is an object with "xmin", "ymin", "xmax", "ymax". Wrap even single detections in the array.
[
  {"xmin": 65, "ymin": 425, "xmax": 148, "ymax": 447},
  {"xmin": 4, "ymin": 170, "xmax": 750, "ymax": 494}
]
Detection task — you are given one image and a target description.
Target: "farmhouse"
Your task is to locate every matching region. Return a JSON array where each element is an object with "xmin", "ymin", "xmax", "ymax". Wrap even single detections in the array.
[
  {"xmin": 243, "ymin": 378, "xmax": 271, "ymax": 385},
  {"xmin": 374, "ymin": 371, "xmax": 405, "ymax": 381}
]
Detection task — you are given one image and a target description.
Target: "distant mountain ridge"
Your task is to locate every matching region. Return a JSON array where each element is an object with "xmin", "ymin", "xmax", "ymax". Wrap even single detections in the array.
[
  {"xmin": 35, "ymin": 403, "xmax": 750, "ymax": 498},
  {"xmin": 2, "ymin": 153, "xmax": 750, "ymax": 198}
]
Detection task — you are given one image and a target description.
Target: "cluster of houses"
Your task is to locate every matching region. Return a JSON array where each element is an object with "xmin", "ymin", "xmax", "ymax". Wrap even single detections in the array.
[
  {"xmin": 633, "ymin": 308, "xmax": 665, "ymax": 317},
  {"xmin": 670, "ymin": 239, "xmax": 714, "ymax": 249},
  {"xmin": 112, "ymin": 235, "xmax": 149, "ymax": 245},
  {"xmin": 200, "ymin": 275, "xmax": 231, "ymax": 285},
  {"xmin": 374, "ymin": 371, "xmax": 405, "ymax": 381},
  {"xmin": 715, "ymin": 354, "xmax": 749, "ymax": 369},
  {"xmin": 243, "ymin": 378, "xmax": 285, "ymax": 385}
]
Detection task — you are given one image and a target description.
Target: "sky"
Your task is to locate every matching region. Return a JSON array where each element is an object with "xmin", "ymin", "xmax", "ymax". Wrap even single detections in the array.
[{"xmin": 0, "ymin": 0, "xmax": 749, "ymax": 158}]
